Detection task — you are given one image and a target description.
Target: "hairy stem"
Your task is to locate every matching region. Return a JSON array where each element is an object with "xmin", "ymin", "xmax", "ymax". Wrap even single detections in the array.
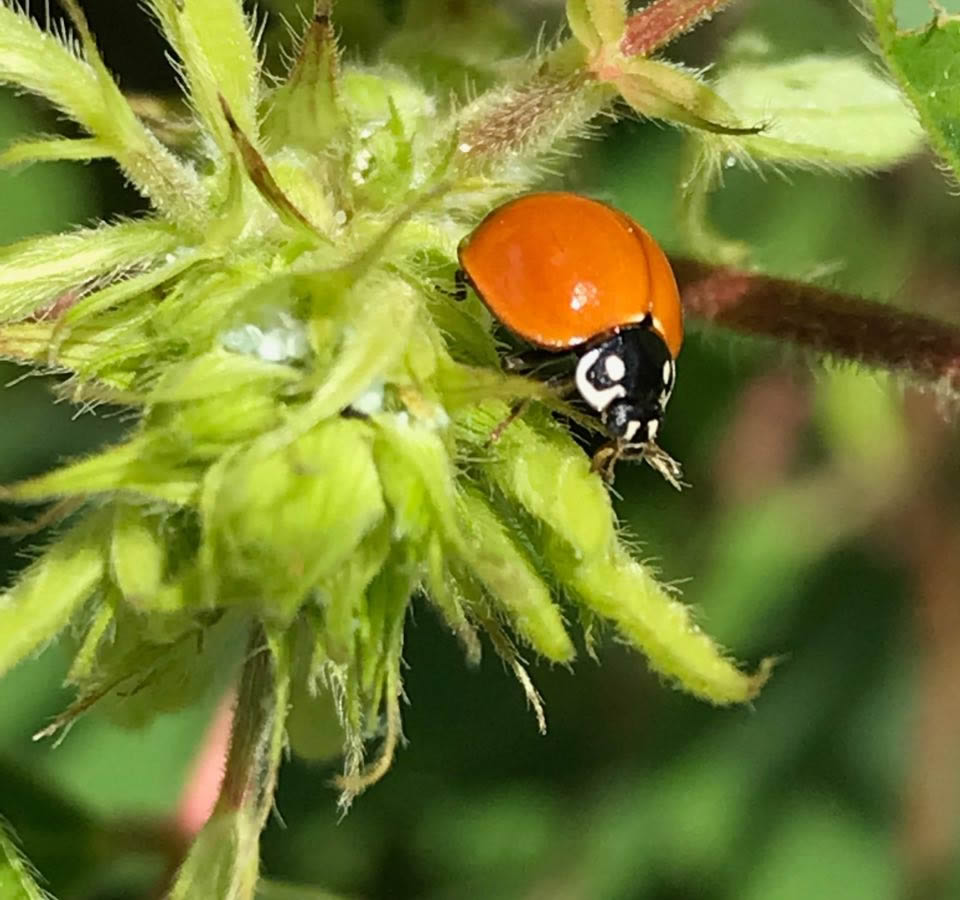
[
  {"xmin": 621, "ymin": 0, "xmax": 738, "ymax": 57},
  {"xmin": 674, "ymin": 259, "xmax": 960, "ymax": 398},
  {"xmin": 216, "ymin": 626, "xmax": 288, "ymax": 825}
]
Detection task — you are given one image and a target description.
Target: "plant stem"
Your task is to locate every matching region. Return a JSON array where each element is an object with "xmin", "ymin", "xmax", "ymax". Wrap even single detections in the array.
[
  {"xmin": 674, "ymin": 259, "xmax": 960, "ymax": 397},
  {"xmin": 216, "ymin": 625, "xmax": 284, "ymax": 822},
  {"xmin": 621, "ymin": 0, "xmax": 738, "ymax": 57}
]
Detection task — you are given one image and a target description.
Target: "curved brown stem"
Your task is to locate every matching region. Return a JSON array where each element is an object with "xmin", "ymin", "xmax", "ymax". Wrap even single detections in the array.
[{"xmin": 673, "ymin": 258, "xmax": 960, "ymax": 399}]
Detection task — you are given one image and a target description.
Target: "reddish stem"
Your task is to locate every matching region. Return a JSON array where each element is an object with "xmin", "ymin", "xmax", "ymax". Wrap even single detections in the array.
[
  {"xmin": 621, "ymin": 0, "xmax": 738, "ymax": 57},
  {"xmin": 673, "ymin": 259, "xmax": 960, "ymax": 397}
]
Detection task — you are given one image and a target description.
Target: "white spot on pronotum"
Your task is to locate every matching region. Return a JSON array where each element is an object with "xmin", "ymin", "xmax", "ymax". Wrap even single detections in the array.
[
  {"xmin": 576, "ymin": 349, "xmax": 626, "ymax": 412},
  {"xmin": 604, "ymin": 354, "xmax": 626, "ymax": 382},
  {"xmin": 662, "ymin": 360, "xmax": 672, "ymax": 386},
  {"xmin": 570, "ymin": 280, "xmax": 597, "ymax": 311},
  {"xmin": 646, "ymin": 419, "xmax": 659, "ymax": 441}
]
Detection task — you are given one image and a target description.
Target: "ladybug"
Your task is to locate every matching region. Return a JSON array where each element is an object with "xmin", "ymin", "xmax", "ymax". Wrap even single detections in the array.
[{"xmin": 456, "ymin": 191, "xmax": 684, "ymax": 484}]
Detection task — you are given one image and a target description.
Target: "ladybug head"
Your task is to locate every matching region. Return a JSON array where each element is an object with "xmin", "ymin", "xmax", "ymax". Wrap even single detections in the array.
[{"xmin": 574, "ymin": 325, "xmax": 675, "ymax": 446}]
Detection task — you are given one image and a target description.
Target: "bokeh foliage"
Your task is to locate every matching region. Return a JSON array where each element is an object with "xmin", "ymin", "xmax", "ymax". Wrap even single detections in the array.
[{"xmin": 2, "ymin": 0, "xmax": 960, "ymax": 898}]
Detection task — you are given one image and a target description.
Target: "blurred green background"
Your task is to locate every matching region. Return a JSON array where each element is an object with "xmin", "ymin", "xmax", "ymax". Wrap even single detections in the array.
[{"xmin": 2, "ymin": 1, "xmax": 960, "ymax": 898}]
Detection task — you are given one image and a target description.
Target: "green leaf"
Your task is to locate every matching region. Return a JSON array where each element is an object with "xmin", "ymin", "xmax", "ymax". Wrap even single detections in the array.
[
  {"xmin": 872, "ymin": 1, "xmax": 960, "ymax": 179},
  {"xmin": 713, "ymin": 55, "xmax": 924, "ymax": 167},
  {"xmin": 0, "ymin": 516, "xmax": 105, "ymax": 680},
  {"xmin": 0, "ymin": 819, "xmax": 49, "ymax": 900}
]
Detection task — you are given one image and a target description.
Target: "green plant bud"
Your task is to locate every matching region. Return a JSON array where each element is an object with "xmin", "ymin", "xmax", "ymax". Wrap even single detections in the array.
[
  {"xmin": 263, "ymin": 11, "xmax": 343, "ymax": 151},
  {"xmin": 207, "ymin": 418, "xmax": 386, "ymax": 622}
]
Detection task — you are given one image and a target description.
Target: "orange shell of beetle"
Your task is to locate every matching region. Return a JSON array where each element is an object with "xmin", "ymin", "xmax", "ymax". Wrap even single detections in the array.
[{"xmin": 458, "ymin": 191, "xmax": 683, "ymax": 358}]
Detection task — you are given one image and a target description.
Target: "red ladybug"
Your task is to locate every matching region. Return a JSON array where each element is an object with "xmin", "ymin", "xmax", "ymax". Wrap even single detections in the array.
[{"xmin": 457, "ymin": 192, "xmax": 683, "ymax": 479}]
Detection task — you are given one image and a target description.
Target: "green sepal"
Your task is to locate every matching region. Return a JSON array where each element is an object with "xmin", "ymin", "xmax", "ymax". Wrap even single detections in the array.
[
  {"xmin": 0, "ymin": 219, "xmax": 180, "ymax": 324},
  {"xmin": 0, "ymin": 513, "xmax": 106, "ymax": 680},
  {"xmin": 66, "ymin": 606, "xmax": 247, "ymax": 729},
  {"xmin": 562, "ymin": 543, "xmax": 773, "ymax": 705},
  {"xmin": 146, "ymin": 0, "xmax": 260, "ymax": 156},
  {"xmin": 109, "ymin": 504, "xmax": 166, "ymax": 610},
  {"xmin": 0, "ymin": 135, "xmax": 111, "ymax": 167},
  {"xmin": 566, "ymin": 0, "xmax": 603, "ymax": 53},
  {"xmin": 7, "ymin": 438, "xmax": 201, "ymax": 507},
  {"xmin": 148, "ymin": 349, "xmax": 300, "ymax": 403},
  {"xmin": 263, "ymin": 11, "xmax": 344, "ymax": 151},
  {"xmin": 316, "ymin": 521, "xmax": 392, "ymax": 664},
  {"xmin": 358, "ymin": 543, "xmax": 415, "ymax": 701},
  {"xmin": 457, "ymin": 488, "xmax": 575, "ymax": 663},
  {"xmin": 286, "ymin": 618, "xmax": 348, "ymax": 762},
  {"xmin": 614, "ymin": 57, "xmax": 753, "ymax": 134}
]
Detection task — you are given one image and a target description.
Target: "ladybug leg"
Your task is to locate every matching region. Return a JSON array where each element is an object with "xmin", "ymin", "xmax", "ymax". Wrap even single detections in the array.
[
  {"xmin": 489, "ymin": 398, "xmax": 530, "ymax": 443},
  {"xmin": 502, "ymin": 347, "xmax": 562, "ymax": 374},
  {"xmin": 590, "ymin": 439, "xmax": 624, "ymax": 483},
  {"xmin": 619, "ymin": 441, "xmax": 686, "ymax": 490},
  {"xmin": 453, "ymin": 268, "xmax": 469, "ymax": 302},
  {"xmin": 489, "ymin": 375, "xmax": 575, "ymax": 444}
]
